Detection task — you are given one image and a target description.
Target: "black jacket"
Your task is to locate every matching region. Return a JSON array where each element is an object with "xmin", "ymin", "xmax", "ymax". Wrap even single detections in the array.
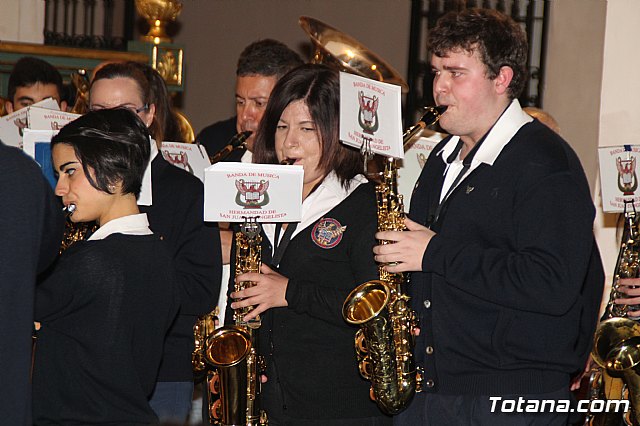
[
  {"xmin": 0, "ymin": 143, "xmax": 64, "ymax": 425},
  {"xmin": 248, "ymin": 183, "xmax": 386, "ymax": 419},
  {"xmin": 139, "ymin": 155, "xmax": 222, "ymax": 381},
  {"xmin": 408, "ymin": 119, "xmax": 604, "ymax": 395}
]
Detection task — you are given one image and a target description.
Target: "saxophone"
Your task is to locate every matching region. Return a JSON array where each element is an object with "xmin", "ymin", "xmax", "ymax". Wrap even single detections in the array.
[
  {"xmin": 342, "ymin": 106, "xmax": 446, "ymax": 415},
  {"xmin": 59, "ymin": 204, "xmax": 97, "ymax": 253},
  {"xmin": 589, "ymin": 200, "xmax": 640, "ymax": 426},
  {"xmin": 204, "ymin": 217, "xmax": 268, "ymax": 426},
  {"xmin": 208, "ymin": 131, "xmax": 253, "ymax": 164}
]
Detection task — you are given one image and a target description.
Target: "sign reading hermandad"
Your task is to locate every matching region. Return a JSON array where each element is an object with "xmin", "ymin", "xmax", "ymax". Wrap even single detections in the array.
[
  {"xmin": 599, "ymin": 145, "xmax": 640, "ymax": 212},
  {"xmin": 203, "ymin": 162, "xmax": 304, "ymax": 222},
  {"xmin": 339, "ymin": 71, "xmax": 404, "ymax": 159}
]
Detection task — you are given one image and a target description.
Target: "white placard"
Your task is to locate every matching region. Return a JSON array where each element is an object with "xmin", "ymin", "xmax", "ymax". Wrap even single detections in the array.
[
  {"xmin": 204, "ymin": 162, "xmax": 303, "ymax": 223},
  {"xmin": 339, "ymin": 72, "xmax": 403, "ymax": 159},
  {"xmin": 0, "ymin": 97, "xmax": 59, "ymax": 148},
  {"xmin": 22, "ymin": 129, "xmax": 58, "ymax": 189},
  {"xmin": 27, "ymin": 106, "xmax": 80, "ymax": 130},
  {"xmin": 160, "ymin": 141, "xmax": 211, "ymax": 183},
  {"xmin": 598, "ymin": 145, "xmax": 640, "ymax": 213},
  {"xmin": 399, "ymin": 130, "xmax": 447, "ymax": 209}
]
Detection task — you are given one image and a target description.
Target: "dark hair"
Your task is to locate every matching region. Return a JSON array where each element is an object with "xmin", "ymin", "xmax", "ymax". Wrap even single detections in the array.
[
  {"xmin": 237, "ymin": 39, "xmax": 304, "ymax": 79},
  {"xmin": 253, "ymin": 64, "xmax": 363, "ymax": 187},
  {"xmin": 8, "ymin": 56, "xmax": 64, "ymax": 103},
  {"xmin": 428, "ymin": 8, "xmax": 528, "ymax": 99},
  {"xmin": 91, "ymin": 61, "xmax": 179, "ymax": 143},
  {"xmin": 51, "ymin": 108, "xmax": 151, "ymax": 196}
]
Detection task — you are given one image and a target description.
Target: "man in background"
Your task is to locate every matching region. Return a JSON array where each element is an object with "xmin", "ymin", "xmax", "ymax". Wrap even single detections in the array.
[
  {"xmin": 196, "ymin": 39, "xmax": 302, "ymax": 163},
  {"xmin": 4, "ymin": 56, "xmax": 67, "ymax": 113}
]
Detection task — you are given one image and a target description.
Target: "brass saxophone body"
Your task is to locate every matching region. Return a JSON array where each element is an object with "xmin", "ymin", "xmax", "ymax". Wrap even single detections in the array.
[
  {"xmin": 205, "ymin": 217, "xmax": 267, "ymax": 426},
  {"xmin": 588, "ymin": 200, "xmax": 640, "ymax": 426},
  {"xmin": 342, "ymin": 106, "xmax": 446, "ymax": 415}
]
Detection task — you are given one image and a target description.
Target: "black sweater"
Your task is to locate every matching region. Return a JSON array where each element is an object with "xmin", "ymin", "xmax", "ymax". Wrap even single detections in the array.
[
  {"xmin": 33, "ymin": 234, "xmax": 178, "ymax": 425},
  {"xmin": 0, "ymin": 144, "xmax": 64, "ymax": 426},
  {"xmin": 139, "ymin": 155, "xmax": 222, "ymax": 381},
  {"xmin": 408, "ymin": 119, "xmax": 604, "ymax": 395},
  {"xmin": 251, "ymin": 182, "xmax": 387, "ymax": 420}
]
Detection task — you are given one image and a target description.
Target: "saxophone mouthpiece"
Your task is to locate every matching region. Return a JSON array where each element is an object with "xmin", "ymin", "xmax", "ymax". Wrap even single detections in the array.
[
  {"xmin": 63, "ymin": 203, "xmax": 76, "ymax": 217},
  {"xmin": 232, "ymin": 131, "xmax": 253, "ymax": 148},
  {"xmin": 434, "ymin": 105, "xmax": 448, "ymax": 115},
  {"xmin": 280, "ymin": 158, "xmax": 295, "ymax": 165}
]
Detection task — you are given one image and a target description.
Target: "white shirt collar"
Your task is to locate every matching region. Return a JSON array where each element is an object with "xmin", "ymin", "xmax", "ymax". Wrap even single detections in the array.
[
  {"xmin": 88, "ymin": 213, "xmax": 153, "ymax": 241},
  {"xmin": 263, "ymin": 171, "xmax": 367, "ymax": 244},
  {"xmin": 240, "ymin": 149, "xmax": 253, "ymax": 164},
  {"xmin": 437, "ymin": 99, "xmax": 533, "ymax": 166}
]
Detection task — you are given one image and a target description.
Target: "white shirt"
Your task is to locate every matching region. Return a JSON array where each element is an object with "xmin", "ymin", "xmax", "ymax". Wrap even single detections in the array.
[
  {"xmin": 437, "ymin": 99, "xmax": 533, "ymax": 203},
  {"xmin": 137, "ymin": 138, "xmax": 158, "ymax": 206},
  {"xmin": 88, "ymin": 213, "xmax": 153, "ymax": 241},
  {"xmin": 240, "ymin": 149, "xmax": 253, "ymax": 164}
]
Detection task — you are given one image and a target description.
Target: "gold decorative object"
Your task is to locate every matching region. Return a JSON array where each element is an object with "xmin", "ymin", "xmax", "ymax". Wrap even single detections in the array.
[{"xmin": 135, "ymin": 0, "xmax": 183, "ymax": 44}]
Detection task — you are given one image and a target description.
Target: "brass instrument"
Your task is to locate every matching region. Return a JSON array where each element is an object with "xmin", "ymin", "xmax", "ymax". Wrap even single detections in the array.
[
  {"xmin": 208, "ymin": 131, "xmax": 253, "ymax": 164},
  {"xmin": 70, "ymin": 70, "xmax": 90, "ymax": 115},
  {"xmin": 299, "ymin": 16, "xmax": 408, "ymax": 92},
  {"xmin": 589, "ymin": 200, "xmax": 640, "ymax": 425},
  {"xmin": 342, "ymin": 106, "xmax": 446, "ymax": 415},
  {"xmin": 193, "ymin": 307, "xmax": 218, "ymax": 375},
  {"xmin": 59, "ymin": 204, "xmax": 97, "ymax": 253},
  {"xmin": 204, "ymin": 217, "xmax": 267, "ymax": 425}
]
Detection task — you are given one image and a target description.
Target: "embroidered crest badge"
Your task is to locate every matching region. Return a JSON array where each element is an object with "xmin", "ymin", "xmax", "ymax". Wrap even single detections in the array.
[{"xmin": 311, "ymin": 218, "xmax": 347, "ymax": 249}]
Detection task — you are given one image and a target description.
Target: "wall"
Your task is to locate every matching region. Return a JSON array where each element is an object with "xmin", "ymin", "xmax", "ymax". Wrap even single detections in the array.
[
  {"xmin": 173, "ymin": 0, "xmax": 412, "ymax": 134},
  {"xmin": 594, "ymin": 0, "xmax": 640, "ymax": 284},
  {"xmin": 543, "ymin": 0, "xmax": 606, "ymax": 192},
  {"xmin": 0, "ymin": 0, "xmax": 44, "ymax": 43}
]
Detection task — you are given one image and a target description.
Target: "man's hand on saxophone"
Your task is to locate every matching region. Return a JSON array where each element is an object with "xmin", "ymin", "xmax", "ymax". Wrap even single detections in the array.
[
  {"xmin": 614, "ymin": 277, "xmax": 640, "ymax": 318},
  {"xmin": 231, "ymin": 263, "xmax": 289, "ymax": 322},
  {"xmin": 373, "ymin": 218, "xmax": 436, "ymax": 273}
]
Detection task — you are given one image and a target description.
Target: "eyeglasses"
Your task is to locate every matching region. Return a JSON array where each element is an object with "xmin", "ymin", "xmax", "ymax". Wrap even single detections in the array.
[{"xmin": 90, "ymin": 104, "xmax": 149, "ymax": 114}]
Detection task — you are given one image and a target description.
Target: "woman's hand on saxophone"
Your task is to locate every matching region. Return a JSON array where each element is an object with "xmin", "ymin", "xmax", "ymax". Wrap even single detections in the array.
[
  {"xmin": 614, "ymin": 277, "xmax": 640, "ymax": 318},
  {"xmin": 231, "ymin": 263, "xmax": 289, "ymax": 321},
  {"xmin": 373, "ymin": 218, "xmax": 435, "ymax": 273}
]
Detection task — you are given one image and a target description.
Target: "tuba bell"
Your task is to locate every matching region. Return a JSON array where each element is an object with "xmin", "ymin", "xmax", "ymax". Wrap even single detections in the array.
[{"xmin": 299, "ymin": 16, "xmax": 408, "ymax": 92}]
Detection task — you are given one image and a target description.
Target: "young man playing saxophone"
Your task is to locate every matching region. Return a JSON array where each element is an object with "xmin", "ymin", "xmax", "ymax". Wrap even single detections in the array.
[{"xmin": 373, "ymin": 8, "xmax": 604, "ymax": 425}]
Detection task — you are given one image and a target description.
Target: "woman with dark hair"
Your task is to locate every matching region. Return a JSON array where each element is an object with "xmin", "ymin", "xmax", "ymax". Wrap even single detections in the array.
[
  {"xmin": 89, "ymin": 62, "xmax": 222, "ymax": 422},
  {"xmin": 32, "ymin": 109, "xmax": 178, "ymax": 425},
  {"xmin": 230, "ymin": 64, "xmax": 391, "ymax": 425}
]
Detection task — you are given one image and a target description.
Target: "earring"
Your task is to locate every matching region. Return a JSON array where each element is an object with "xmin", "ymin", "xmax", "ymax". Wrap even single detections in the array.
[{"xmin": 108, "ymin": 184, "xmax": 115, "ymax": 193}]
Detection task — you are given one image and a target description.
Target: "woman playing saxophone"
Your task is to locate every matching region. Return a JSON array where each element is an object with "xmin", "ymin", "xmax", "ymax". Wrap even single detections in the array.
[
  {"xmin": 32, "ymin": 109, "xmax": 178, "ymax": 425},
  {"xmin": 228, "ymin": 64, "xmax": 391, "ymax": 425}
]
